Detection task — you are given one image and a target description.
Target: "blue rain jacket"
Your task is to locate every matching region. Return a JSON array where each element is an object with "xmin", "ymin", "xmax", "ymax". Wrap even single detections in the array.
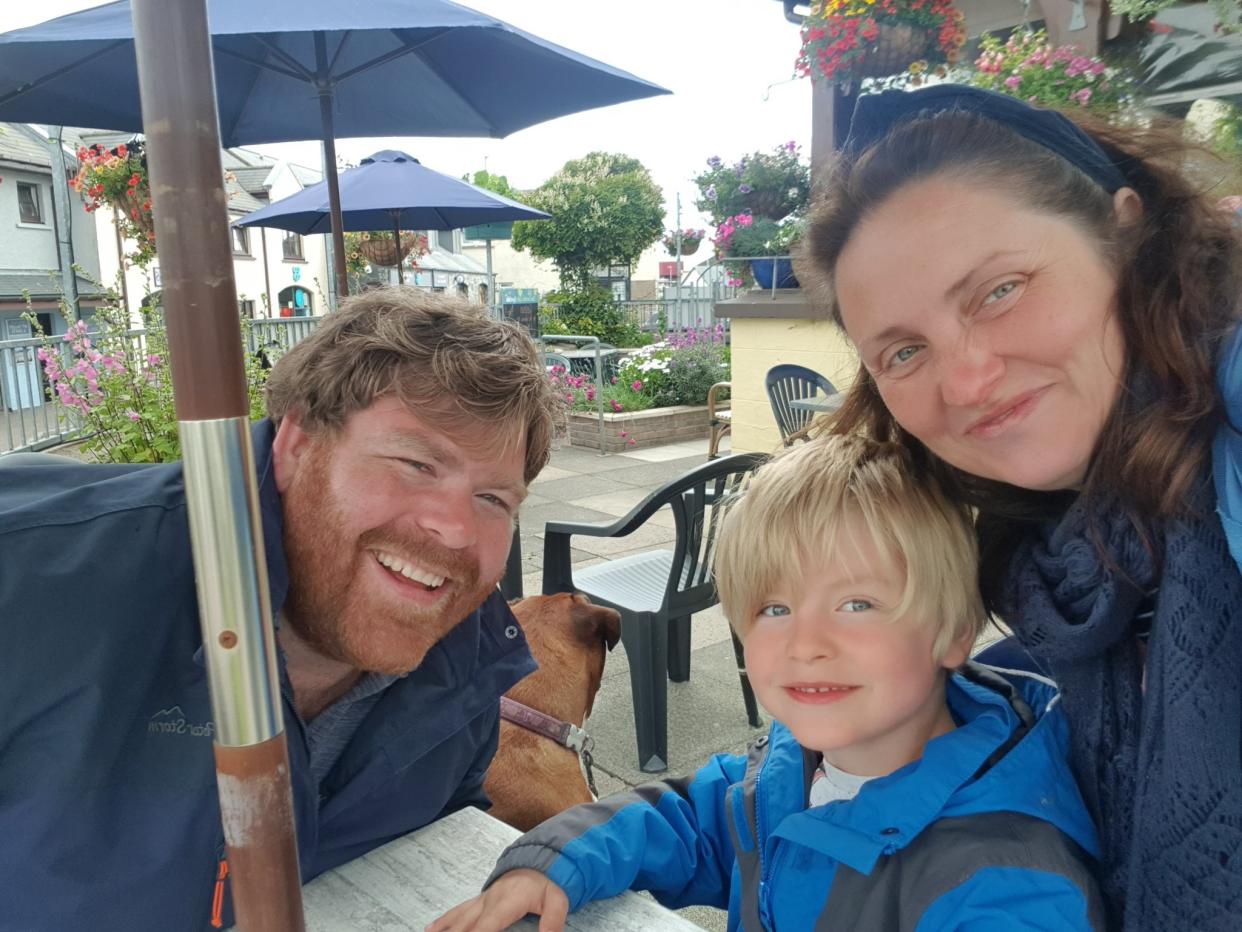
[
  {"xmin": 491, "ymin": 665, "xmax": 1104, "ymax": 930},
  {"xmin": 0, "ymin": 420, "xmax": 535, "ymax": 931},
  {"xmin": 1214, "ymin": 323, "xmax": 1242, "ymax": 572}
]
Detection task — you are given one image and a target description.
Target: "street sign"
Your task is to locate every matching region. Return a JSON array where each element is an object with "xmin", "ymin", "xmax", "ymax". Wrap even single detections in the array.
[
  {"xmin": 500, "ymin": 287, "xmax": 539, "ymax": 305},
  {"xmin": 463, "ymin": 221, "xmax": 514, "ymax": 241}
]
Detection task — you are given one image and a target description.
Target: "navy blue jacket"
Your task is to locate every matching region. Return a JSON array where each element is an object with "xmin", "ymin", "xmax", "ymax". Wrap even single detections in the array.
[{"xmin": 0, "ymin": 421, "xmax": 535, "ymax": 931}]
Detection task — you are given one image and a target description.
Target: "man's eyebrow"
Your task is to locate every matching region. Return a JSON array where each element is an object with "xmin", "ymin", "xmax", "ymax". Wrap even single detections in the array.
[{"xmin": 387, "ymin": 429, "xmax": 462, "ymax": 468}]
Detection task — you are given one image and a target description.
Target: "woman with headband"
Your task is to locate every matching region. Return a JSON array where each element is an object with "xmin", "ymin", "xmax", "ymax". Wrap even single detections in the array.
[{"xmin": 799, "ymin": 85, "xmax": 1242, "ymax": 931}]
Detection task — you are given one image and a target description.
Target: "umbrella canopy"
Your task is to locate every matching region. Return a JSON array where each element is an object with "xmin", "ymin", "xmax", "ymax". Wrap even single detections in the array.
[
  {"xmin": 0, "ymin": 0, "xmax": 670, "ymax": 145},
  {"xmin": 0, "ymin": 0, "xmax": 669, "ymax": 296},
  {"xmin": 235, "ymin": 149, "xmax": 549, "ymax": 234}
]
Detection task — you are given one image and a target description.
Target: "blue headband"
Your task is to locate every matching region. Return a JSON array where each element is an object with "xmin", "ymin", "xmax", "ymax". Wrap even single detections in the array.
[{"xmin": 844, "ymin": 85, "xmax": 1129, "ymax": 194}]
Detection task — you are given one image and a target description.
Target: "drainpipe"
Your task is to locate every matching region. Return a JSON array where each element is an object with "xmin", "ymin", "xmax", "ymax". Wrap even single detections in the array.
[
  {"xmin": 40, "ymin": 125, "xmax": 80, "ymax": 322},
  {"xmin": 260, "ymin": 226, "xmax": 273, "ymax": 317}
]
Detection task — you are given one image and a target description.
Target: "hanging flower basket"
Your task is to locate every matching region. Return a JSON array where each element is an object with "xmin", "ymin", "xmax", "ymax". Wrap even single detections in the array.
[
  {"xmin": 796, "ymin": 1, "xmax": 967, "ymax": 88},
  {"xmin": 858, "ymin": 22, "xmax": 931, "ymax": 78},
  {"xmin": 359, "ymin": 231, "xmax": 422, "ymax": 267},
  {"xmin": 662, "ymin": 228, "xmax": 707, "ymax": 257},
  {"xmin": 123, "ymin": 187, "xmax": 155, "ymax": 239},
  {"xmin": 740, "ymin": 189, "xmax": 791, "ymax": 220}
]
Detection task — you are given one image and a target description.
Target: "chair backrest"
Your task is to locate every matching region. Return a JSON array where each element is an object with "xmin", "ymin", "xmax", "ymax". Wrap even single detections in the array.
[
  {"xmin": 649, "ymin": 452, "xmax": 767, "ymax": 618},
  {"xmin": 543, "ymin": 352, "xmax": 572, "ymax": 375},
  {"xmin": 764, "ymin": 364, "xmax": 836, "ymax": 441}
]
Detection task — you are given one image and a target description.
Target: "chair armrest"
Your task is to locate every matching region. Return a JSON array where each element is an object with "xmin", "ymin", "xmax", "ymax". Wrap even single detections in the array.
[{"xmin": 707, "ymin": 381, "xmax": 730, "ymax": 419}]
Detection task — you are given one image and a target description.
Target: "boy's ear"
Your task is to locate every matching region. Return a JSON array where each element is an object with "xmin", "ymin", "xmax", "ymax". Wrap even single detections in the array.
[{"xmin": 940, "ymin": 630, "xmax": 975, "ymax": 671}]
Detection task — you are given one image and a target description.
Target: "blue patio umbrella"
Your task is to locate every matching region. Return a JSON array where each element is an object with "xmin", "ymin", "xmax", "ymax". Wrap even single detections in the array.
[
  {"xmin": 0, "ymin": 0, "xmax": 669, "ymax": 295},
  {"xmin": 237, "ymin": 148, "xmax": 550, "ymax": 283}
]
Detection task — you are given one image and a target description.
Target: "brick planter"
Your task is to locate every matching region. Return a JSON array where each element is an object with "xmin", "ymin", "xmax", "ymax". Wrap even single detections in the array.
[{"xmin": 566, "ymin": 404, "xmax": 724, "ymax": 453}]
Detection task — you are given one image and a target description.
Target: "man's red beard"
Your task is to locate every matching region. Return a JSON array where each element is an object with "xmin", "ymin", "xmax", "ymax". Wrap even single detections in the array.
[{"xmin": 279, "ymin": 442, "xmax": 504, "ymax": 675}]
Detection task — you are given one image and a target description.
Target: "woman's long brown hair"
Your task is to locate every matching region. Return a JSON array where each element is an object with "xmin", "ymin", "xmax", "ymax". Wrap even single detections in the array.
[{"xmin": 796, "ymin": 109, "xmax": 1242, "ymax": 608}]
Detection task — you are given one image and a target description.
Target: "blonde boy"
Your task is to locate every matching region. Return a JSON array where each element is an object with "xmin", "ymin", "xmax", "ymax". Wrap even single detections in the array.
[{"xmin": 432, "ymin": 435, "xmax": 1104, "ymax": 932}]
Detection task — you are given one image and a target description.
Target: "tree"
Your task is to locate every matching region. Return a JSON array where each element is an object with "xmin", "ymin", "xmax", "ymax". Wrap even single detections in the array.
[
  {"xmin": 511, "ymin": 152, "xmax": 664, "ymax": 291},
  {"xmin": 466, "ymin": 169, "xmax": 521, "ymax": 200}
]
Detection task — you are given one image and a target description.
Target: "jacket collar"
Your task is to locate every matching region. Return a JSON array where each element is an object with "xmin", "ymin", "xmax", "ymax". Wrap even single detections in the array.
[{"xmin": 767, "ymin": 663, "xmax": 1070, "ymax": 875}]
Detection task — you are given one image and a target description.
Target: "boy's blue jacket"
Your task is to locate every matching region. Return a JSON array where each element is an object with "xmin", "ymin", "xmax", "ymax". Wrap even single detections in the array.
[
  {"xmin": 0, "ymin": 421, "xmax": 536, "ymax": 932},
  {"xmin": 491, "ymin": 664, "xmax": 1105, "ymax": 930}
]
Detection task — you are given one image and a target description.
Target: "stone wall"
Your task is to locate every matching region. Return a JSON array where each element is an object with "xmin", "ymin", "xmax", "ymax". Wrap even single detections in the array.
[{"xmin": 566, "ymin": 403, "xmax": 721, "ymax": 454}]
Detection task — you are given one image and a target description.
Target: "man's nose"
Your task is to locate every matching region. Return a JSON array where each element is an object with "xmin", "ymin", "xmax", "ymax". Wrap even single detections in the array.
[
  {"xmin": 414, "ymin": 487, "xmax": 478, "ymax": 550},
  {"xmin": 937, "ymin": 338, "xmax": 1004, "ymax": 408}
]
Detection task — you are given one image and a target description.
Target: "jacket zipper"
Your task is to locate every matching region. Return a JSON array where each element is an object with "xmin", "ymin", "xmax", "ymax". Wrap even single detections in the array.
[{"xmin": 210, "ymin": 854, "xmax": 229, "ymax": 928}]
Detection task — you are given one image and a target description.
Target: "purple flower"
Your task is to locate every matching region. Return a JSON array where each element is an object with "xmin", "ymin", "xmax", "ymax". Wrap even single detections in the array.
[
  {"xmin": 733, "ymin": 160, "xmax": 746, "ymax": 178},
  {"xmin": 738, "ymin": 183, "xmax": 753, "ymax": 194},
  {"xmin": 705, "ymin": 184, "xmax": 717, "ymax": 202},
  {"xmin": 707, "ymin": 156, "xmax": 722, "ymax": 169}
]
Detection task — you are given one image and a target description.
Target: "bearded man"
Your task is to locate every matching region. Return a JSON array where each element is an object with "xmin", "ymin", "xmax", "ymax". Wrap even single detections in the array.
[{"xmin": 0, "ymin": 289, "xmax": 557, "ymax": 932}]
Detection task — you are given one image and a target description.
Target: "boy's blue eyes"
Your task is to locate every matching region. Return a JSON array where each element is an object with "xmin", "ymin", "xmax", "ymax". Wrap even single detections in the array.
[
  {"xmin": 840, "ymin": 599, "xmax": 873, "ymax": 613},
  {"xmin": 757, "ymin": 599, "xmax": 874, "ymax": 616},
  {"xmin": 758, "ymin": 603, "xmax": 790, "ymax": 617}
]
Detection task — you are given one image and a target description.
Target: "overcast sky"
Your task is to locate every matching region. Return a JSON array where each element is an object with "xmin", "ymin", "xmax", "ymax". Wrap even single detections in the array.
[{"xmin": 0, "ymin": 1, "xmax": 814, "ymax": 234}]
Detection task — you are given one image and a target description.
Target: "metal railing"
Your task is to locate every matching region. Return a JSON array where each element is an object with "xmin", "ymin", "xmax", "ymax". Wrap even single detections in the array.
[{"xmin": 0, "ymin": 315, "xmax": 326, "ymax": 456}]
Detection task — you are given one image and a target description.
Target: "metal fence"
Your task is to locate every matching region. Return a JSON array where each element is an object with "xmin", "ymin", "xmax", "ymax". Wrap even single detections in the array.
[{"xmin": 0, "ymin": 316, "xmax": 326, "ymax": 456}]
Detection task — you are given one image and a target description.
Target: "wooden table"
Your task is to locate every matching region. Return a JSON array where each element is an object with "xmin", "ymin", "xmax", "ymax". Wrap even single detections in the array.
[{"xmin": 299, "ymin": 806, "xmax": 702, "ymax": 931}]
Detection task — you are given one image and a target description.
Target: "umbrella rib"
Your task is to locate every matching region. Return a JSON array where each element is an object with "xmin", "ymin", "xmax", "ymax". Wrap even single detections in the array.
[
  {"xmin": 332, "ymin": 28, "xmax": 450, "ymax": 84},
  {"xmin": 215, "ymin": 46, "xmax": 310, "ymax": 84},
  {"xmin": 326, "ymin": 32, "xmax": 352, "ymax": 76},
  {"xmin": 0, "ymin": 39, "xmax": 129, "ymax": 109},
  {"xmin": 253, "ymin": 34, "xmax": 317, "ymax": 83}
]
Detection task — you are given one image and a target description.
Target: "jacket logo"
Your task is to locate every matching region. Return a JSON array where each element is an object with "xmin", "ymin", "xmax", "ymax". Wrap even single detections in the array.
[{"xmin": 148, "ymin": 705, "xmax": 215, "ymax": 738}]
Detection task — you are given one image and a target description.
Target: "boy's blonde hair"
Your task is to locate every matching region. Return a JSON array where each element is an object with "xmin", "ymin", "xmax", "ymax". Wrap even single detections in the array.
[{"xmin": 714, "ymin": 434, "xmax": 985, "ymax": 662}]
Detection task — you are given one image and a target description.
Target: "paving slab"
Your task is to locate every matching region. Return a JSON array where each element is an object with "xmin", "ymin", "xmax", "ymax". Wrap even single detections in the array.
[{"xmin": 568, "ymin": 486, "xmax": 653, "ymax": 518}]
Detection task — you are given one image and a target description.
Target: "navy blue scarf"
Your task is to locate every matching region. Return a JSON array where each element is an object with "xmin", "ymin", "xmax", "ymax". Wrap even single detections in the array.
[{"xmin": 1003, "ymin": 480, "xmax": 1242, "ymax": 930}]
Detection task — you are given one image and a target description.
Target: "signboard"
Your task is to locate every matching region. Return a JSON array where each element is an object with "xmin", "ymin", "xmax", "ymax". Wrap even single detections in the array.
[
  {"xmin": 500, "ymin": 287, "xmax": 539, "ymax": 305},
  {"xmin": 463, "ymin": 222, "xmax": 514, "ymax": 242},
  {"xmin": 658, "ymin": 261, "xmax": 678, "ymax": 280}
]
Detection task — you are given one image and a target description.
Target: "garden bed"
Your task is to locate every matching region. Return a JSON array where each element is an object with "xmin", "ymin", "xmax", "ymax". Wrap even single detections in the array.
[{"xmin": 565, "ymin": 403, "xmax": 726, "ymax": 453}]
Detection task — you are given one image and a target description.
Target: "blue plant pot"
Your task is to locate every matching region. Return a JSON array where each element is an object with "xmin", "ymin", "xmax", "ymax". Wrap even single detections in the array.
[{"xmin": 750, "ymin": 258, "xmax": 799, "ymax": 290}]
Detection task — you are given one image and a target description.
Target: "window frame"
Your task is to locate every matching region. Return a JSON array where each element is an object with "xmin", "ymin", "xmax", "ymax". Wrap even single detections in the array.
[
  {"xmin": 231, "ymin": 224, "xmax": 251, "ymax": 256},
  {"xmin": 16, "ymin": 181, "xmax": 44, "ymax": 225},
  {"xmin": 282, "ymin": 231, "xmax": 305, "ymax": 261}
]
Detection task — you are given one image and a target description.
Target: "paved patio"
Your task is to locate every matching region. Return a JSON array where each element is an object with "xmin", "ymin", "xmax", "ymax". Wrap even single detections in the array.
[{"xmin": 516, "ymin": 434, "xmax": 750, "ymax": 932}]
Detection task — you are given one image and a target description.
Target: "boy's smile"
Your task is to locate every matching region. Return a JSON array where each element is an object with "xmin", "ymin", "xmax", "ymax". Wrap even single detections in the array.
[{"xmin": 743, "ymin": 511, "xmax": 971, "ymax": 777}]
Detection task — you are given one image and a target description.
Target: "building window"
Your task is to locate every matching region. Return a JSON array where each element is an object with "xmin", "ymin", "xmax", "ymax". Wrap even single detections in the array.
[
  {"xmin": 231, "ymin": 225, "xmax": 251, "ymax": 256},
  {"xmin": 238, "ymin": 299, "xmax": 256, "ymax": 318},
  {"xmin": 17, "ymin": 182, "xmax": 43, "ymax": 225},
  {"xmin": 436, "ymin": 228, "xmax": 455, "ymax": 252},
  {"xmin": 282, "ymin": 231, "xmax": 304, "ymax": 260}
]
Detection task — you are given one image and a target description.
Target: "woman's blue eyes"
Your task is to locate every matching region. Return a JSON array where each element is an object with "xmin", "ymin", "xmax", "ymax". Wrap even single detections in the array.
[
  {"xmin": 892, "ymin": 345, "xmax": 920, "ymax": 365},
  {"xmin": 983, "ymin": 281, "xmax": 1017, "ymax": 305}
]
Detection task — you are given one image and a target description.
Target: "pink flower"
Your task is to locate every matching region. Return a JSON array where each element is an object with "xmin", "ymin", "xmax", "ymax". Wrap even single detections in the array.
[
  {"xmin": 146, "ymin": 353, "xmax": 162, "ymax": 366},
  {"xmin": 631, "ymin": 380, "xmax": 643, "ymax": 392},
  {"xmin": 126, "ymin": 409, "xmax": 141, "ymax": 422},
  {"xmin": 609, "ymin": 399, "xmax": 623, "ymax": 413},
  {"xmin": 627, "ymin": 438, "xmax": 637, "ymax": 446},
  {"xmin": 1004, "ymin": 75, "xmax": 1021, "ymax": 89}
]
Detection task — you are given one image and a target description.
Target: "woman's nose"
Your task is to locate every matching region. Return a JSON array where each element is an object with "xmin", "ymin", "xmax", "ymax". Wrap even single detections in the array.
[{"xmin": 937, "ymin": 339, "xmax": 1005, "ymax": 408}]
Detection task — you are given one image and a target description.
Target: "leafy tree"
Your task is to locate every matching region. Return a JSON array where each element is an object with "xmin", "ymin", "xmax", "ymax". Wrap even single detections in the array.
[
  {"xmin": 466, "ymin": 169, "xmax": 521, "ymax": 200},
  {"xmin": 512, "ymin": 152, "xmax": 664, "ymax": 291}
]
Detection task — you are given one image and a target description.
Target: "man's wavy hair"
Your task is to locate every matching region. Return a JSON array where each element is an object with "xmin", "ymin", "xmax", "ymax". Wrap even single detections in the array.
[
  {"xmin": 265, "ymin": 287, "xmax": 557, "ymax": 484},
  {"xmin": 796, "ymin": 109, "xmax": 1242, "ymax": 605}
]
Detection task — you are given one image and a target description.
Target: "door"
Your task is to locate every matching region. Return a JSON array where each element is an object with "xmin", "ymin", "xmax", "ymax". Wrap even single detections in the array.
[{"xmin": 2, "ymin": 317, "xmax": 42, "ymax": 411}]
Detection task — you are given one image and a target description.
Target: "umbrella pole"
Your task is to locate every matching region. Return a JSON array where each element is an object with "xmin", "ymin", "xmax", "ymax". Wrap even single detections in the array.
[
  {"xmin": 131, "ymin": 2, "xmax": 305, "ymax": 930},
  {"xmin": 393, "ymin": 212, "xmax": 404, "ymax": 285},
  {"xmin": 315, "ymin": 34, "xmax": 350, "ymax": 301}
]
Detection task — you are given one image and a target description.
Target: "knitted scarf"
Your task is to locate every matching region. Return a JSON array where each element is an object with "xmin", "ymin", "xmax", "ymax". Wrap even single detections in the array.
[{"xmin": 1002, "ymin": 480, "xmax": 1242, "ymax": 931}]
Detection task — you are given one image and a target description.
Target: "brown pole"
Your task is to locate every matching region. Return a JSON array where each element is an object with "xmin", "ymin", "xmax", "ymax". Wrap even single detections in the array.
[
  {"xmin": 130, "ymin": 2, "xmax": 305, "ymax": 930},
  {"xmin": 393, "ymin": 212, "xmax": 404, "ymax": 285},
  {"xmin": 315, "ymin": 34, "xmax": 350, "ymax": 300}
]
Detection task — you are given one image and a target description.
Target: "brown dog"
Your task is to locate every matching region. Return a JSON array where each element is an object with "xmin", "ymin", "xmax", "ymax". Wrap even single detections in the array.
[{"xmin": 484, "ymin": 592, "xmax": 621, "ymax": 832}]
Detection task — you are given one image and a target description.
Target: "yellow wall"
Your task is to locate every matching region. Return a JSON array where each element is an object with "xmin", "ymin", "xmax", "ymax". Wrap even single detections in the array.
[{"xmin": 729, "ymin": 317, "xmax": 859, "ymax": 454}]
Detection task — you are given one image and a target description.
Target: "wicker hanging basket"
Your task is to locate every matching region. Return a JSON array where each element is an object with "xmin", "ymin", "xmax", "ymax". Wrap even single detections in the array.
[
  {"xmin": 857, "ymin": 22, "xmax": 931, "ymax": 78},
  {"xmin": 740, "ymin": 189, "xmax": 790, "ymax": 220},
  {"xmin": 359, "ymin": 231, "xmax": 421, "ymax": 267},
  {"xmin": 679, "ymin": 239, "xmax": 701, "ymax": 256}
]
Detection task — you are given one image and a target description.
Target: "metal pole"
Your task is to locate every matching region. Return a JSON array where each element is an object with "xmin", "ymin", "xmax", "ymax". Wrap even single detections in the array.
[
  {"xmin": 485, "ymin": 238, "xmax": 495, "ymax": 314},
  {"xmin": 674, "ymin": 193, "xmax": 682, "ymax": 333},
  {"xmin": 42, "ymin": 125, "xmax": 80, "ymax": 322},
  {"xmin": 314, "ymin": 35, "xmax": 349, "ymax": 301},
  {"xmin": 130, "ymin": 2, "xmax": 305, "ymax": 930}
]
